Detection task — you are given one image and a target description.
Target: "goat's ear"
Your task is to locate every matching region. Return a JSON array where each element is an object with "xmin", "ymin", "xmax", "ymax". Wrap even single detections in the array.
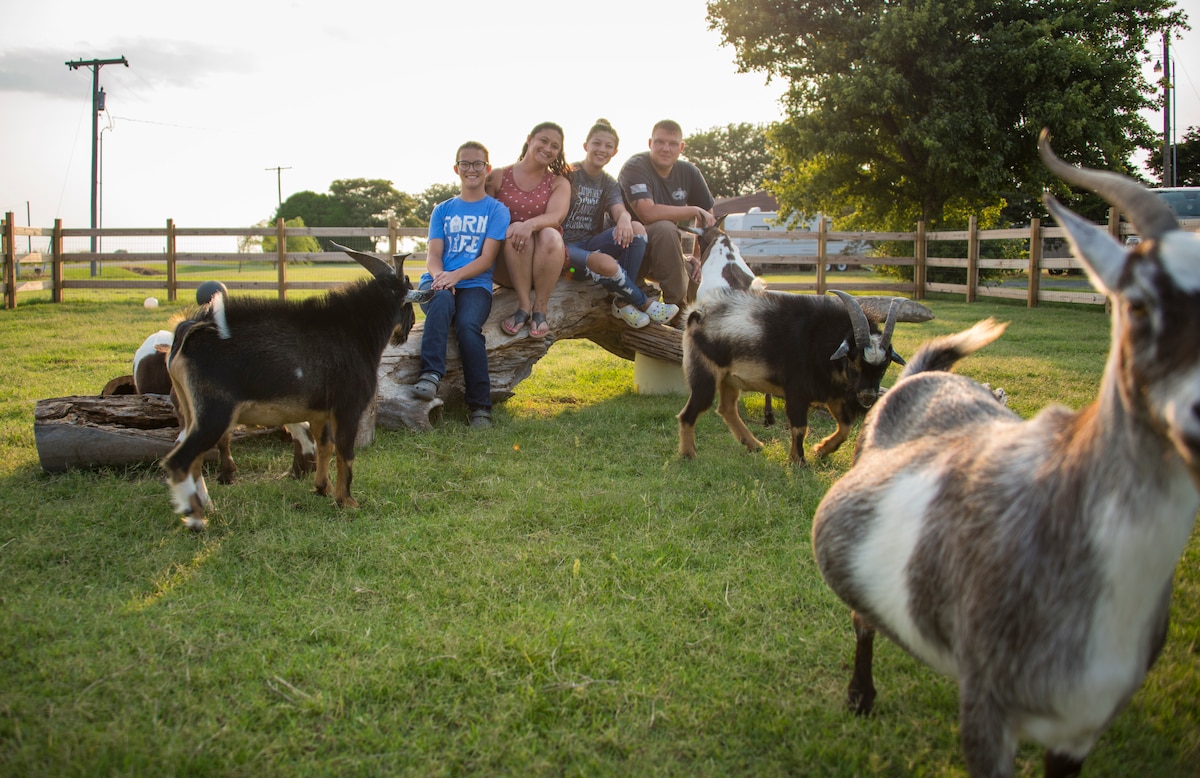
[
  {"xmin": 685, "ymin": 227, "xmax": 704, "ymax": 237},
  {"xmin": 830, "ymin": 340, "xmax": 851, "ymax": 361},
  {"xmin": 405, "ymin": 289, "xmax": 434, "ymax": 303},
  {"xmin": 716, "ymin": 214, "xmax": 727, "ymax": 231},
  {"xmin": 1044, "ymin": 196, "xmax": 1125, "ymax": 296},
  {"xmin": 889, "ymin": 349, "xmax": 906, "ymax": 366}
]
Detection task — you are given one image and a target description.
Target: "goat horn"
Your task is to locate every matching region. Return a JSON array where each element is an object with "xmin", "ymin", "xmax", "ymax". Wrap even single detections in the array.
[
  {"xmin": 331, "ymin": 242, "xmax": 396, "ymax": 279},
  {"xmin": 1038, "ymin": 128, "xmax": 1178, "ymax": 242},
  {"xmin": 831, "ymin": 290, "xmax": 872, "ymax": 351},
  {"xmin": 880, "ymin": 298, "xmax": 901, "ymax": 351}
]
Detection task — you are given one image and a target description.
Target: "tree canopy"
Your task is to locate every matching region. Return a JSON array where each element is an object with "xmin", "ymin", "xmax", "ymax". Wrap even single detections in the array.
[
  {"xmin": 707, "ymin": 0, "xmax": 1187, "ymax": 229},
  {"xmin": 1147, "ymin": 125, "xmax": 1200, "ymax": 187},
  {"xmin": 682, "ymin": 123, "xmax": 773, "ymax": 198},
  {"xmin": 275, "ymin": 178, "xmax": 419, "ymax": 250}
]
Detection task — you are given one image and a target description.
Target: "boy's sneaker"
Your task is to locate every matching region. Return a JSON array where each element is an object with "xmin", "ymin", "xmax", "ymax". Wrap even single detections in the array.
[
  {"xmin": 611, "ymin": 301, "xmax": 650, "ymax": 329},
  {"xmin": 644, "ymin": 300, "xmax": 680, "ymax": 324}
]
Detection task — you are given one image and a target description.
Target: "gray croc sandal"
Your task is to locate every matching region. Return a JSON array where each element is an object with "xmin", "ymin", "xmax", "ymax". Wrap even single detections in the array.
[
  {"xmin": 412, "ymin": 372, "xmax": 441, "ymax": 401},
  {"xmin": 468, "ymin": 408, "xmax": 493, "ymax": 429}
]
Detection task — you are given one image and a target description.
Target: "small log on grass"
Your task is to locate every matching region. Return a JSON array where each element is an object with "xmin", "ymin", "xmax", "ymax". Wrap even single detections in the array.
[
  {"xmin": 375, "ymin": 279, "xmax": 934, "ymax": 431},
  {"xmin": 33, "ymin": 394, "xmax": 279, "ymax": 473}
]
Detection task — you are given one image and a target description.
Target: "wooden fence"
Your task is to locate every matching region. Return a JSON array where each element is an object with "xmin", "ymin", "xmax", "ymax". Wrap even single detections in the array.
[{"xmin": 3, "ymin": 210, "xmax": 1187, "ymax": 310}]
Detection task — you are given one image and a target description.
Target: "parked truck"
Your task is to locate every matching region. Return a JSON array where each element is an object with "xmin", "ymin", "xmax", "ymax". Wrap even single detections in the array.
[{"xmin": 721, "ymin": 208, "xmax": 863, "ymax": 271}]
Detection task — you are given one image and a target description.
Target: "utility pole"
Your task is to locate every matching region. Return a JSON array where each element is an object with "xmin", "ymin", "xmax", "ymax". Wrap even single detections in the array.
[
  {"xmin": 265, "ymin": 166, "xmax": 292, "ymax": 207},
  {"xmin": 1160, "ymin": 34, "xmax": 1174, "ymax": 188},
  {"xmin": 65, "ymin": 56, "xmax": 128, "ymax": 275}
]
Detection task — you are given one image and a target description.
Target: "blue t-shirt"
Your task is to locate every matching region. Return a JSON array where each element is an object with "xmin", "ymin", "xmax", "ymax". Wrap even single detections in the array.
[{"xmin": 421, "ymin": 195, "xmax": 511, "ymax": 291}]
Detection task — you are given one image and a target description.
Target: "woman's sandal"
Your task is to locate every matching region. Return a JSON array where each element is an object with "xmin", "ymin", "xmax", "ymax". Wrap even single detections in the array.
[
  {"xmin": 528, "ymin": 311, "xmax": 550, "ymax": 339},
  {"xmin": 501, "ymin": 309, "xmax": 530, "ymax": 336}
]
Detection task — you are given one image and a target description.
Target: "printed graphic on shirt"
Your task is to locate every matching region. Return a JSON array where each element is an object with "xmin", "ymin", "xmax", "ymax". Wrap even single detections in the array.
[
  {"xmin": 563, "ymin": 183, "xmax": 603, "ymax": 234},
  {"xmin": 629, "ymin": 183, "xmax": 649, "ymax": 195},
  {"xmin": 671, "ymin": 188, "xmax": 687, "ymax": 203},
  {"xmin": 445, "ymin": 214, "xmax": 489, "ymax": 254}
]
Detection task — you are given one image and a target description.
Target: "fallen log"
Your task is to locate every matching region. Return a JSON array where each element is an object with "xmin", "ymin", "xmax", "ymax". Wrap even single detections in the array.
[{"xmin": 33, "ymin": 394, "xmax": 276, "ymax": 473}]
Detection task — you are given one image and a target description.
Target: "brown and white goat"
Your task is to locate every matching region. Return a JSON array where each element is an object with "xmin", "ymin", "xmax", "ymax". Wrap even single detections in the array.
[
  {"xmin": 678, "ymin": 287, "xmax": 906, "ymax": 464},
  {"xmin": 163, "ymin": 246, "xmax": 430, "ymax": 530},
  {"xmin": 133, "ymin": 328, "xmax": 316, "ymax": 483},
  {"xmin": 811, "ymin": 130, "xmax": 1200, "ymax": 777}
]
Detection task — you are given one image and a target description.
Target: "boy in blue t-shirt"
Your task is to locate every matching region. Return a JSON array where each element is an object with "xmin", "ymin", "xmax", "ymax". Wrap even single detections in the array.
[{"xmin": 412, "ymin": 141, "xmax": 511, "ymax": 429}]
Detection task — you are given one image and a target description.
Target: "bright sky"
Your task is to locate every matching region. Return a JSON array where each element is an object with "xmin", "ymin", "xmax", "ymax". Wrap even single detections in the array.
[{"xmin": 1, "ymin": 0, "xmax": 1197, "ymax": 234}]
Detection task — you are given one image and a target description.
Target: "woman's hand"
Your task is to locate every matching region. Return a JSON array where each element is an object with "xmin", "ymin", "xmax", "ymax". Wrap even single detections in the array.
[{"xmin": 507, "ymin": 221, "xmax": 535, "ymax": 253}]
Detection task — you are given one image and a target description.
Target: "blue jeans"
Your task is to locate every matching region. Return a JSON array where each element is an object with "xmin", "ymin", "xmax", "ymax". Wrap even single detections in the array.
[
  {"xmin": 566, "ymin": 229, "xmax": 648, "ymax": 308},
  {"xmin": 418, "ymin": 283, "xmax": 493, "ymax": 410}
]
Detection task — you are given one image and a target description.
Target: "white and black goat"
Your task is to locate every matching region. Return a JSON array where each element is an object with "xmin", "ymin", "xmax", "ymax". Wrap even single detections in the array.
[
  {"xmin": 811, "ymin": 130, "xmax": 1200, "ymax": 777},
  {"xmin": 691, "ymin": 221, "xmax": 779, "ymax": 425},
  {"xmin": 133, "ymin": 327, "xmax": 317, "ymax": 484},
  {"xmin": 678, "ymin": 287, "xmax": 907, "ymax": 464},
  {"xmin": 163, "ymin": 245, "xmax": 430, "ymax": 530}
]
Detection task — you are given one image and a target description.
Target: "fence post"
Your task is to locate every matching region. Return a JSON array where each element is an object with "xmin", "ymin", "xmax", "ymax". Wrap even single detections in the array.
[
  {"xmin": 166, "ymin": 219, "xmax": 178, "ymax": 302},
  {"xmin": 276, "ymin": 218, "xmax": 287, "ymax": 300},
  {"xmin": 388, "ymin": 218, "xmax": 398, "ymax": 256},
  {"xmin": 966, "ymin": 214, "xmax": 979, "ymax": 303},
  {"xmin": 1107, "ymin": 206, "xmax": 1121, "ymax": 241},
  {"xmin": 1027, "ymin": 218, "xmax": 1041, "ymax": 308},
  {"xmin": 914, "ymin": 220, "xmax": 926, "ymax": 299},
  {"xmin": 815, "ymin": 216, "xmax": 827, "ymax": 295},
  {"xmin": 3, "ymin": 212, "xmax": 14, "ymax": 309},
  {"xmin": 52, "ymin": 219, "xmax": 64, "ymax": 303}
]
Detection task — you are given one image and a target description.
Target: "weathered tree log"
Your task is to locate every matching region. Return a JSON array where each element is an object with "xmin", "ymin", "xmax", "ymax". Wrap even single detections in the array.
[
  {"xmin": 376, "ymin": 280, "xmax": 935, "ymax": 430},
  {"xmin": 33, "ymin": 394, "xmax": 328, "ymax": 473},
  {"xmin": 376, "ymin": 279, "xmax": 651, "ymax": 430}
]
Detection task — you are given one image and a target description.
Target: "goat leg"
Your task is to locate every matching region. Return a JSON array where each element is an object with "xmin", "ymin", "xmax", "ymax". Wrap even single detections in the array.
[
  {"xmin": 331, "ymin": 418, "xmax": 358, "ymax": 508},
  {"xmin": 1043, "ymin": 750, "xmax": 1084, "ymax": 778},
  {"xmin": 216, "ymin": 432, "xmax": 237, "ymax": 484},
  {"xmin": 716, "ymin": 382, "xmax": 763, "ymax": 453},
  {"xmin": 678, "ymin": 374, "xmax": 718, "ymax": 460},
  {"xmin": 959, "ymin": 676, "xmax": 1018, "ymax": 778},
  {"xmin": 311, "ymin": 421, "xmax": 334, "ymax": 498},
  {"xmin": 812, "ymin": 399, "xmax": 851, "ymax": 459},
  {"xmin": 784, "ymin": 400, "xmax": 810, "ymax": 465},
  {"xmin": 848, "ymin": 610, "xmax": 877, "ymax": 716}
]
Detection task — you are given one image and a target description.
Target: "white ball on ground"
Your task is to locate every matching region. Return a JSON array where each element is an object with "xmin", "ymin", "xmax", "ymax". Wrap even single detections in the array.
[{"xmin": 144, "ymin": 297, "xmax": 159, "ymax": 309}]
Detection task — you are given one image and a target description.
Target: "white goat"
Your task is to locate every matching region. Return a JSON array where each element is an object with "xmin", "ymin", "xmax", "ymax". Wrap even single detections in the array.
[{"xmin": 811, "ymin": 130, "xmax": 1200, "ymax": 777}]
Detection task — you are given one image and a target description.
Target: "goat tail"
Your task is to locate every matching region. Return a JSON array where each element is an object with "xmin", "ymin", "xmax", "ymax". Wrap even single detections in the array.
[{"xmin": 898, "ymin": 318, "xmax": 1007, "ymax": 380}]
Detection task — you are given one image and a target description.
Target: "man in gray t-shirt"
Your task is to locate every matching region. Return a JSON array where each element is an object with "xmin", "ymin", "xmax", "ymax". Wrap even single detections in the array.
[{"xmin": 617, "ymin": 119, "xmax": 716, "ymax": 306}]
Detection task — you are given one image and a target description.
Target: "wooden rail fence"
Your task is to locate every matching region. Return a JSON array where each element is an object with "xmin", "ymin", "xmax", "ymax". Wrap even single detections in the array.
[{"xmin": 4, "ymin": 211, "xmax": 1190, "ymax": 310}]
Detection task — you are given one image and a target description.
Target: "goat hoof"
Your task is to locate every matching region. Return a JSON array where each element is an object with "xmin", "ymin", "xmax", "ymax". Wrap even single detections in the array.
[
  {"xmin": 181, "ymin": 515, "xmax": 207, "ymax": 532},
  {"xmin": 336, "ymin": 496, "xmax": 359, "ymax": 509}
]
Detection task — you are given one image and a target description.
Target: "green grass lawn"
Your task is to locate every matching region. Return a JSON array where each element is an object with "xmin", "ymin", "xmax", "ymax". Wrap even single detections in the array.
[{"xmin": 0, "ymin": 295, "xmax": 1196, "ymax": 777}]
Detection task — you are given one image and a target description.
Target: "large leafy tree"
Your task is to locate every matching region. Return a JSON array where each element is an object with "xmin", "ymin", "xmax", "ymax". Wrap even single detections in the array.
[
  {"xmin": 707, "ymin": 0, "xmax": 1186, "ymax": 229},
  {"xmin": 414, "ymin": 182, "xmax": 462, "ymax": 225},
  {"xmin": 1147, "ymin": 125, "xmax": 1200, "ymax": 186},
  {"xmin": 276, "ymin": 178, "xmax": 419, "ymax": 250},
  {"xmin": 682, "ymin": 123, "xmax": 773, "ymax": 198}
]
